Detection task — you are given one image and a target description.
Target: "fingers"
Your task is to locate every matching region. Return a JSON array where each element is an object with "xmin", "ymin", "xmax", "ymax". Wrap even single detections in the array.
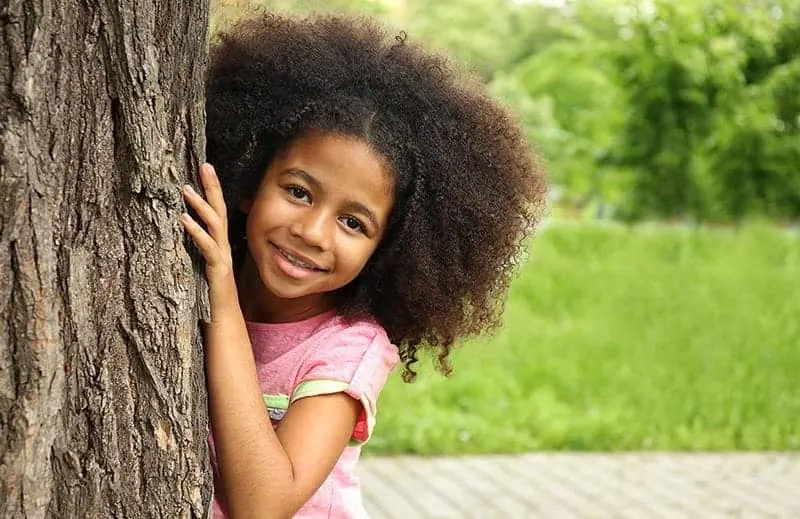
[
  {"xmin": 182, "ymin": 164, "xmax": 227, "ymax": 241},
  {"xmin": 200, "ymin": 163, "xmax": 228, "ymax": 221},
  {"xmin": 181, "ymin": 163, "xmax": 233, "ymax": 271},
  {"xmin": 181, "ymin": 212, "xmax": 221, "ymax": 264},
  {"xmin": 183, "ymin": 184, "xmax": 224, "ymax": 238}
]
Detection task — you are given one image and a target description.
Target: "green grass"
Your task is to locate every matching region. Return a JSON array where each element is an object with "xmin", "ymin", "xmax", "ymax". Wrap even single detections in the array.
[{"xmin": 365, "ymin": 222, "xmax": 800, "ymax": 454}]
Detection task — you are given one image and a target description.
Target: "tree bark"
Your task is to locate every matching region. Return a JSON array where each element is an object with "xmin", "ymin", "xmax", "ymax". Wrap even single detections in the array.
[{"xmin": 0, "ymin": 1, "xmax": 211, "ymax": 517}]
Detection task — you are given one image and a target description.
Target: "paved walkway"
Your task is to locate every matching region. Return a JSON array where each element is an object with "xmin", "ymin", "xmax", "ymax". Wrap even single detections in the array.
[{"xmin": 357, "ymin": 453, "xmax": 800, "ymax": 518}]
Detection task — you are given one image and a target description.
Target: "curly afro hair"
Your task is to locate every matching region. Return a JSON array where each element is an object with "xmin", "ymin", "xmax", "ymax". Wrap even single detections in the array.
[{"xmin": 206, "ymin": 13, "xmax": 547, "ymax": 380}]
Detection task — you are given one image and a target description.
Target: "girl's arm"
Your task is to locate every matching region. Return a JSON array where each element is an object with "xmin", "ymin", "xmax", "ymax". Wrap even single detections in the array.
[
  {"xmin": 205, "ymin": 309, "xmax": 360, "ymax": 518},
  {"xmin": 182, "ymin": 164, "xmax": 359, "ymax": 518}
]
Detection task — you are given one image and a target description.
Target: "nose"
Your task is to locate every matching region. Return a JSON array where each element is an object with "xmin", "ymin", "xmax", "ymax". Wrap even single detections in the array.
[{"xmin": 290, "ymin": 207, "xmax": 333, "ymax": 250}]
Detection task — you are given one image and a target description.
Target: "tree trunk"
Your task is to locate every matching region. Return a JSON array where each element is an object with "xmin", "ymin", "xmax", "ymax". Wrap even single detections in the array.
[{"xmin": 0, "ymin": 1, "xmax": 211, "ymax": 517}]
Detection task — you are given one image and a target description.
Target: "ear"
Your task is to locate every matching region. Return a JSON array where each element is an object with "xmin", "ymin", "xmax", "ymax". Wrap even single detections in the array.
[{"xmin": 239, "ymin": 197, "xmax": 253, "ymax": 214}]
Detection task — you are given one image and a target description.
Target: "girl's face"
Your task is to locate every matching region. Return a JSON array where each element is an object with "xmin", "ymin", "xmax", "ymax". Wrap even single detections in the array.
[{"xmin": 241, "ymin": 132, "xmax": 394, "ymax": 318}]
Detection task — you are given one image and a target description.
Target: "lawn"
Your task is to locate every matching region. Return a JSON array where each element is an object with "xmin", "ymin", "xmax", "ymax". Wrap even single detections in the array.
[{"xmin": 366, "ymin": 222, "xmax": 800, "ymax": 454}]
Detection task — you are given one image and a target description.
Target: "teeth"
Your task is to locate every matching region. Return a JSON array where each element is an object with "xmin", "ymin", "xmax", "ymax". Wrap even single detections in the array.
[{"xmin": 282, "ymin": 249, "xmax": 316, "ymax": 270}]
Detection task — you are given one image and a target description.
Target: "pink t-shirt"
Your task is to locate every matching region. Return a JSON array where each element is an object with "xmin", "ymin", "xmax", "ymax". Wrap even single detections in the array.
[{"xmin": 211, "ymin": 310, "xmax": 399, "ymax": 518}]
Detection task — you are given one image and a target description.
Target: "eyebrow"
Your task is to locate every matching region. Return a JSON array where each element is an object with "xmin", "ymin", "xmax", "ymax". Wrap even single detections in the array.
[
  {"xmin": 282, "ymin": 168, "xmax": 381, "ymax": 230},
  {"xmin": 284, "ymin": 168, "xmax": 322, "ymax": 191}
]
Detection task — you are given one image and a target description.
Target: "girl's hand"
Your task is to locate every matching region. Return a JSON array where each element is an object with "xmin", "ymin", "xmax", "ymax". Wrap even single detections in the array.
[{"xmin": 181, "ymin": 163, "xmax": 237, "ymax": 306}]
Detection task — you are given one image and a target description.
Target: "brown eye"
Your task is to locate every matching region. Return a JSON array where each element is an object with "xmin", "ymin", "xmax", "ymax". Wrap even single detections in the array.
[
  {"xmin": 287, "ymin": 186, "xmax": 311, "ymax": 203},
  {"xmin": 339, "ymin": 216, "xmax": 366, "ymax": 234}
]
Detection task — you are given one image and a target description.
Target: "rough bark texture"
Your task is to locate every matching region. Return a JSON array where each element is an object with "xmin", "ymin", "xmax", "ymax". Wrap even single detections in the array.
[{"xmin": 0, "ymin": 1, "xmax": 211, "ymax": 517}]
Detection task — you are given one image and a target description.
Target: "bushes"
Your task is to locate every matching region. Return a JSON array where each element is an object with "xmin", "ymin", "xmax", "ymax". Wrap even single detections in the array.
[
  {"xmin": 609, "ymin": 0, "xmax": 800, "ymax": 222},
  {"xmin": 490, "ymin": 0, "xmax": 799, "ymax": 223}
]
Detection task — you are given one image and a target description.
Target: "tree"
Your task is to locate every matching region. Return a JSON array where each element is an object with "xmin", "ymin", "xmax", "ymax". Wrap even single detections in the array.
[
  {"xmin": 1, "ymin": 1, "xmax": 212, "ymax": 517},
  {"xmin": 610, "ymin": 0, "xmax": 800, "ymax": 221},
  {"xmin": 490, "ymin": 0, "xmax": 625, "ymax": 209}
]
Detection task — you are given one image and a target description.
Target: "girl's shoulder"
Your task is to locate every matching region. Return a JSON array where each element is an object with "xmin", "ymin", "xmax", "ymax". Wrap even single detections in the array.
[
  {"xmin": 301, "ymin": 312, "xmax": 399, "ymax": 374},
  {"xmin": 289, "ymin": 313, "xmax": 398, "ymax": 445},
  {"xmin": 308, "ymin": 313, "xmax": 396, "ymax": 358}
]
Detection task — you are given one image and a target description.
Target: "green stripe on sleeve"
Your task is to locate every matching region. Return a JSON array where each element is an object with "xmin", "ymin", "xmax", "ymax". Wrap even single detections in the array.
[
  {"xmin": 262, "ymin": 394, "xmax": 290, "ymax": 410},
  {"xmin": 291, "ymin": 379, "xmax": 349, "ymax": 402}
]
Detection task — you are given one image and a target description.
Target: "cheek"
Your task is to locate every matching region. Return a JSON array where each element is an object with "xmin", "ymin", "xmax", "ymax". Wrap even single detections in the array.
[
  {"xmin": 248, "ymin": 196, "xmax": 285, "ymax": 232},
  {"xmin": 344, "ymin": 241, "xmax": 380, "ymax": 274}
]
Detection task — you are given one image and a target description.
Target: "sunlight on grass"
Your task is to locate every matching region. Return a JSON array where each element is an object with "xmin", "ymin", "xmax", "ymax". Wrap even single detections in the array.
[{"xmin": 367, "ymin": 223, "xmax": 800, "ymax": 454}]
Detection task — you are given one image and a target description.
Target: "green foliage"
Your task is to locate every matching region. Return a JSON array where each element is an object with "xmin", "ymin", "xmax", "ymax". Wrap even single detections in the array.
[
  {"xmin": 210, "ymin": 0, "xmax": 391, "ymax": 36},
  {"xmin": 609, "ymin": 0, "xmax": 800, "ymax": 221},
  {"xmin": 399, "ymin": 0, "xmax": 524, "ymax": 79},
  {"xmin": 368, "ymin": 223, "xmax": 800, "ymax": 454},
  {"xmin": 493, "ymin": 37, "xmax": 624, "ymax": 206}
]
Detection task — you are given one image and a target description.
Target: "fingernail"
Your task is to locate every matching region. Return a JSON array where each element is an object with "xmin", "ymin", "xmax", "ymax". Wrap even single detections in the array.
[
  {"xmin": 184, "ymin": 184, "xmax": 195, "ymax": 194},
  {"xmin": 205, "ymin": 164, "xmax": 216, "ymax": 176},
  {"xmin": 181, "ymin": 212, "xmax": 192, "ymax": 223}
]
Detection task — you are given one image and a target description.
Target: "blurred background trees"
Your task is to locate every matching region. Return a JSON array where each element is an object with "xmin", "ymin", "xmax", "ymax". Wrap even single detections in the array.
[{"xmin": 212, "ymin": 0, "xmax": 799, "ymax": 224}]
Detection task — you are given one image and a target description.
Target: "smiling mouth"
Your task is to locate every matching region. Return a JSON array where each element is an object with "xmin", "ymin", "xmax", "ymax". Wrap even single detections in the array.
[{"xmin": 272, "ymin": 244, "xmax": 328, "ymax": 272}]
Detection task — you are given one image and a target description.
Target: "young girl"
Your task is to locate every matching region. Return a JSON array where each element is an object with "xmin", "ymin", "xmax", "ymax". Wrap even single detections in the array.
[{"xmin": 181, "ymin": 13, "xmax": 546, "ymax": 519}]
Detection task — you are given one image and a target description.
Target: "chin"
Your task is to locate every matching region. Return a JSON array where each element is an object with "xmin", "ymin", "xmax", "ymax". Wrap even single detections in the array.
[
  {"xmin": 263, "ymin": 282, "xmax": 301, "ymax": 300},
  {"xmin": 262, "ymin": 279, "xmax": 316, "ymax": 301}
]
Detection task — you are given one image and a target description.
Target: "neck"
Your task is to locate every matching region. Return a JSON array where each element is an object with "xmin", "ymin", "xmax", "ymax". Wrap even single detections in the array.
[{"xmin": 236, "ymin": 255, "xmax": 333, "ymax": 323}]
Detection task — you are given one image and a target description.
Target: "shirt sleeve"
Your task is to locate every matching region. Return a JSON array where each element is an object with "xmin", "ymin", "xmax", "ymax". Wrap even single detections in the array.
[{"xmin": 290, "ymin": 324, "xmax": 399, "ymax": 444}]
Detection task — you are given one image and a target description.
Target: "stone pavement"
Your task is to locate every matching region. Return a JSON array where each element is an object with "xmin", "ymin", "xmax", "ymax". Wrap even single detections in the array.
[{"xmin": 357, "ymin": 453, "xmax": 800, "ymax": 518}]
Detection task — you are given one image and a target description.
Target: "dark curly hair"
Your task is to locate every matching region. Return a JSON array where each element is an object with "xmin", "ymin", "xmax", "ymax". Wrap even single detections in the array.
[{"xmin": 206, "ymin": 13, "xmax": 547, "ymax": 380}]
